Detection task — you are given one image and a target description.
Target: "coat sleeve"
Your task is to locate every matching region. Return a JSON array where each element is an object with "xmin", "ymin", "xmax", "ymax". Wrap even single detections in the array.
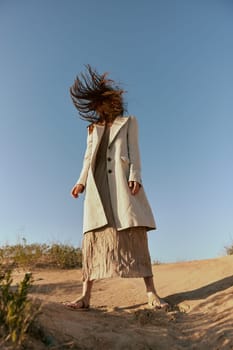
[
  {"xmin": 127, "ymin": 116, "xmax": 142, "ymax": 185},
  {"xmin": 75, "ymin": 127, "xmax": 93, "ymax": 188}
]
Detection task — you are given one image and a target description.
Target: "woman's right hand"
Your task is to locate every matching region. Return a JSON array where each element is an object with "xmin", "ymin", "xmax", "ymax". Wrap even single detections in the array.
[{"xmin": 71, "ymin": 184, "xmax": 85, "ymax": 198}]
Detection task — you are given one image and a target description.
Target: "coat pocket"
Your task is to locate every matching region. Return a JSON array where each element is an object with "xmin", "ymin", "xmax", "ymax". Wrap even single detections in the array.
[
  {"xmin": 120, "ymin": 156, "xmax": 130, "ymax": 164},
  {"xmin": 120, "ymin": 156, "xmax": 130, "ymax": 181}
]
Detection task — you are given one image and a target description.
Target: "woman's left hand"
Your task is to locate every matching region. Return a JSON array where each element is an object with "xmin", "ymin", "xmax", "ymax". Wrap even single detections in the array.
[{"xmin": 128, "ymin": 181, "xmax": 141, "ymax": 195}]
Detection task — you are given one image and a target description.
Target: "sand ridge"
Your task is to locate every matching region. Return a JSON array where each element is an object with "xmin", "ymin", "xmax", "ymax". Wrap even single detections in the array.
[{"xmin": 12, "ymin": 255, "xmax": 233, "ymax": 349}]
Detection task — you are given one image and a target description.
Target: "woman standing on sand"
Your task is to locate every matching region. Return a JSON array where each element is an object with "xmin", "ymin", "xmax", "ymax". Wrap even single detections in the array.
[{"xmin": 65, "ymin": 65, "xmax": 168, "ymax": 310}]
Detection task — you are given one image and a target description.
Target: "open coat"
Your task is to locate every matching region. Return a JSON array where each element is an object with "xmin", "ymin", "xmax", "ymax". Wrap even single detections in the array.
[{"xmin": 76, "ymin": 116, "xmax": 156, "ymax": 234}]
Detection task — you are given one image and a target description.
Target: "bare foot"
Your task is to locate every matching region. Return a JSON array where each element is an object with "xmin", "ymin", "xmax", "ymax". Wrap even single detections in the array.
[
  {"xmin": 148, "ymin": 294, "xmax": 170, "ymax": 311},
  {"xmin": 62, "ymin": 297, "xmax": 90, "ymax": 311}
]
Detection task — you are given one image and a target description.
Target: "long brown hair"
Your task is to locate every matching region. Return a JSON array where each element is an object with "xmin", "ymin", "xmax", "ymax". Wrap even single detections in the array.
[{"xmin": 70, "ymin": 65, "xmax": 126, "ymax": 123}]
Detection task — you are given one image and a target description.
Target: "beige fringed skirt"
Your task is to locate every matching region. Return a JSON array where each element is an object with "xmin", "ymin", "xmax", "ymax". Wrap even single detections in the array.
[{"xmin": 82, "ymin": 125, "xmax": 153, "ymax": 281}]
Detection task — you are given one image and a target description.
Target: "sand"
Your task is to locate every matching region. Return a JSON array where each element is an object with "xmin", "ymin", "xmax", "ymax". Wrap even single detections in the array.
[{"xmin": 12, "ymin": 255, "xmax": 233, "ymax": 349}]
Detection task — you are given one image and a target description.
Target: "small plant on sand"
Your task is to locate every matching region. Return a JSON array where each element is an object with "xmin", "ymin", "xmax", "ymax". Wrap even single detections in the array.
[{"xmin": 0, "ymin": 266, "xmax": 40, "ymax": 348}]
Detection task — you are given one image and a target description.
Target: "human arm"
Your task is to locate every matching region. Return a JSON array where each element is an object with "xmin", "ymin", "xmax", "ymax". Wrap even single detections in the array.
[
  {"xmin": 70, "ymin": 127, "xmax": 93, "ymax": 199},
  {"xmin": 127, "ymin": 116, "xmax": 142, "ymax": 188}
]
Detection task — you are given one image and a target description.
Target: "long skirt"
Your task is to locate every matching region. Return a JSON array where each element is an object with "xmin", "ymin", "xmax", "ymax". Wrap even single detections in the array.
[{"xmin": 82, "ymin": 227, "xmax": 153, "ymax": 280}]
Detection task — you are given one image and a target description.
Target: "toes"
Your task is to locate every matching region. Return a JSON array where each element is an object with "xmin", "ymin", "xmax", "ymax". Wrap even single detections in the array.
[
  {"xmin": 62, "ymin": 299, "xmax": 90, "ymax": 310},
  {"xmin": 148, "ymin": 297, "xmax": 170, "ymax": 311}
]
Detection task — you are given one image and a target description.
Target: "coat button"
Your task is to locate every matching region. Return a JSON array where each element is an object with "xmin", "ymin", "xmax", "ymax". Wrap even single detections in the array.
[
  {"xmin": 108, "ymin": 169, "xmax": 112, "ymax": 173},
  {"xmin": 107, "ymin": 157, "xmax": 111, "ymax": 161}
]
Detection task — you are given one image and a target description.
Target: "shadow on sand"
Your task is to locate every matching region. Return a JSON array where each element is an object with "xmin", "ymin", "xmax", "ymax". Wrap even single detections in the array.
[{"xmin": 165, "ymin": 275, "xmax": 233, "ymax": 305}]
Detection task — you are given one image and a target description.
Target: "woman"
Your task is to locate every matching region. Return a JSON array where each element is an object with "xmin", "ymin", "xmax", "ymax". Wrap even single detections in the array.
[{"xmin": 66, "ymin": 65, "xmax": 168, "ymax": 310}]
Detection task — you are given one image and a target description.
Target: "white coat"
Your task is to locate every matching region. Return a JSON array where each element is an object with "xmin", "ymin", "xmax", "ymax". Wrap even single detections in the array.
[{"xmin": 76, "ymin": 116, "xmax": 156, "ymax": 234}]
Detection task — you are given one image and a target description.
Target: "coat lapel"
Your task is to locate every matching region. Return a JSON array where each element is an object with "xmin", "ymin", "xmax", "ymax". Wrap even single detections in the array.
[
  {"xmin": 109, "ymin": 117, "xmax": 129, "ymax": 146},
  {"xmin": 92, "ymin": 116, "xmax": 129, "ymax": 151}
]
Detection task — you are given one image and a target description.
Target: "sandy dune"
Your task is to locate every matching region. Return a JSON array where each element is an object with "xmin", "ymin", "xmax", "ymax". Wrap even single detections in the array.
[{"xmin": 13, "ymin": 255, "xmax": 233, "ymax": 349}]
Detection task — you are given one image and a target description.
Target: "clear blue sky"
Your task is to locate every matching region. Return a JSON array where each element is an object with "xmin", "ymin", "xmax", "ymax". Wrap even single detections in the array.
[{"xmin": 0, "ymin": 0, "xmax": 233, "ymax": 262}]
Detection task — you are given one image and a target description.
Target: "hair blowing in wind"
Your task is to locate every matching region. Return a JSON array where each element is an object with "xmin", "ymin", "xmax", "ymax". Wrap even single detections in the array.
[{"xmin": 70, "ymin": 65, "xmax": 125, "ymax": 123}]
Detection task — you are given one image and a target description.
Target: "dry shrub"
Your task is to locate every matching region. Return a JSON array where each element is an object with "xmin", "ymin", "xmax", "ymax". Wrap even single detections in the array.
[
  {"xmin": 225, "ymin": 242, "xmax": 233, "ymax": 255},
  {"xmin": 0, "ymin": 240, "xmax": 82, "ymax": 270},
  {"xmin": 48, "ymin": 244, "xmax": 82, "ymax": 269}
]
